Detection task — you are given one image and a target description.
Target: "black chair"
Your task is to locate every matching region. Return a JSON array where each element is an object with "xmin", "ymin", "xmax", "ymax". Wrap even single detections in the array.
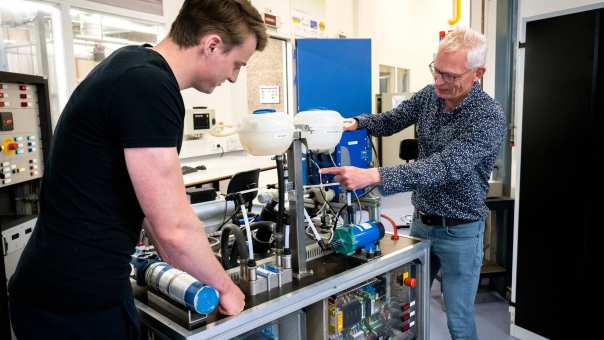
[
  {"xmin": 399, "ymin": 138, "xmax": 418, "ymax": 163},
  {"xmin": 225, "ymin": 168, "xmax": 261, "ymax": 211}
]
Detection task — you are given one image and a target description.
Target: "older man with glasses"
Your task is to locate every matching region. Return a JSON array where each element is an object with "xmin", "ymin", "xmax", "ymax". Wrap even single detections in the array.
[{"xmin": 321, "ymin": 26, "xmax": 506, "ymax": 340}]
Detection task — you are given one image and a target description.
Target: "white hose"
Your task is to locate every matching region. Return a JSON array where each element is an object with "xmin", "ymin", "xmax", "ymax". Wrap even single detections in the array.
[
  {"xmin": 240, "ymin": 204, "xmax": 255, "ymax": 260},
  {"xmin": 303, "ymin": 208, "xmax": 322, "ymax": 242},
  {"xmin": 284, "ymin": 224, "xmax": 290, "ymax": 250}
]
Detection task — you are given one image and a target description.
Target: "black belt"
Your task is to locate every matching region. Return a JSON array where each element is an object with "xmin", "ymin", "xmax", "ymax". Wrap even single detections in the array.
[{"xmin": 417, "ymin": 211, "xmax": 476, "ymax": 227}]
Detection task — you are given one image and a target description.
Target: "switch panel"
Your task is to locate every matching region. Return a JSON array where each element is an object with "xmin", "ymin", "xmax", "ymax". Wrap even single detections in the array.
[{"xmin": 0, "ymin": 82, "xmax": 44, "ymax": 187}]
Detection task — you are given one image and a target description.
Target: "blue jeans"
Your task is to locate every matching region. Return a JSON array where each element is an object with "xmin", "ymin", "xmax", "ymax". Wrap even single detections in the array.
[{"xmin": 411, "ymin": 216, "xmax": 485, "ymax": 340}]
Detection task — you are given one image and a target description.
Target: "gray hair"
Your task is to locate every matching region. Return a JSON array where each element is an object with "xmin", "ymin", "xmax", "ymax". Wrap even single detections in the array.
[{"xmin": 438, "ymin": 26, "xmax": 487, "ymax": 69}]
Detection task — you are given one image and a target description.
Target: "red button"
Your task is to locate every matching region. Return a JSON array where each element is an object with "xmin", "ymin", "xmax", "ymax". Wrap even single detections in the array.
[
  {"xmin": 20, "ymin": 94, "xmax": 27, "ymax": 99},
  {"xmin": 8, "ymin": 143, "xmax": 18, "ymax": 150},
  {"xmin": 0, "ymin": 102, "xmax": 5, "ymax": 107},
  {"xmin": 0, "ymin": 92, "xmax": 4, "ymax": 98},
  {"xmin": 21, "ymin": 102, "xmax": 29, "ymax": 107},
  {"xmin": 19, "ymin": 85, "xmax": 28, "ymax": 91},
  {"xmin": 404, "ymin": 277, "xmax": 417, "ymax": 288}
]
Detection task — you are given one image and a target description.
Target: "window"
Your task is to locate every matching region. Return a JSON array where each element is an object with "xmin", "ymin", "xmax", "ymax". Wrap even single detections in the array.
[
  {"xmin": 0, "ymin": 1, "xmax": 64, "ymax": 125},
  {"xmin": 379, "ymin": 65, "xmax": 395, "ymax": 93},
  {"xmin": 397, "ymin": 67, "xmax": 410, "ymax": 93},
  {"xmin": 70, "ymin": 8, "xmax": 164, "ymax": 82}
]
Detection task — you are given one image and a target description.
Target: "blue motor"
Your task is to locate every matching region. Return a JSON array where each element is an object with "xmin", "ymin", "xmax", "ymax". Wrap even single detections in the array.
[{"xmin": 331, "ymin": 221, "xmax": 385, "ymax": 256}]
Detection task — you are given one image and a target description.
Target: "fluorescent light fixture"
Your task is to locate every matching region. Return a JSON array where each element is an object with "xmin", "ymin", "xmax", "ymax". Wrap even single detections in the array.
[
  {"xmin": 102, "ymin": 16, "xmax": 157, "ymax": 35},
  {"xmin": 70, "ymin": 7, "xmax": 157, "ymax": 35}
]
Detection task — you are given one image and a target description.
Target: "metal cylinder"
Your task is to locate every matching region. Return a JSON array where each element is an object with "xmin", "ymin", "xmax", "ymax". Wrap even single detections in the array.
[
  {"xmin": 240, "ymin": 262, "xmax": 248, "ymax": 281},
  {"xmin": 275, "ymin": 253, "xmax": 282, "ymax": 268},
  {"xmin": 282, "ymin": 254, "xmax": 292, "ymax": 269},
  {"xmin": 247, "ymin": 265, "xmax": 258, "ymax": 281},
  {"xmin": 145, "ymin": 262, "xmax": 219, "ymax": 315}
]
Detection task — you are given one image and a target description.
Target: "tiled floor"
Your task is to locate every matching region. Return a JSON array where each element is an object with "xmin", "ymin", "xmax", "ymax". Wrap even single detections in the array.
[{"xmin": 379, "ymin": 192, "xmax": 518, "ymax": 340}]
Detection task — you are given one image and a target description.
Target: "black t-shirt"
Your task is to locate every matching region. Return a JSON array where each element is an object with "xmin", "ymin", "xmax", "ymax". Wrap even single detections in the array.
[{"xmin": 8, "ymin": 45, "xmax": 184, "ymax": 310}]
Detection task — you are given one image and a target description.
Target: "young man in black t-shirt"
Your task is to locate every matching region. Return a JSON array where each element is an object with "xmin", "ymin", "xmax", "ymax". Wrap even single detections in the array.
[{"xmin": 8, "ymin": 1, "xmax": 268, "ymax": 338}]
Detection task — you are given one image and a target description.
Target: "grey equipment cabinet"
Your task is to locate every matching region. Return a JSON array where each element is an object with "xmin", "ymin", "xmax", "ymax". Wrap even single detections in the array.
[{"xmin": 133, "ymin": 236, "xmax": 430, "ymax": 340}]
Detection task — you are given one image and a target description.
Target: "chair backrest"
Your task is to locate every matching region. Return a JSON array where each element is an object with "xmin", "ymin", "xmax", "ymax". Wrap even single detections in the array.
[
  {"xmin": 227, "ymin": 168, "xmax": 261, "ymax": 207},
  {"xmin": 399, "ymin": 138, "xmax": 418, "ymax": 162}
]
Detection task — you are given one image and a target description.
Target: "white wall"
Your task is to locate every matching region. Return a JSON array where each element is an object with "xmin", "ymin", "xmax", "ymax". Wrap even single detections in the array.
[
  {"xmin": 355, "ymin": 0, "xmax": 471, "ymax": 113},
  {"xmin": 325, "ymin": 0, "xmax": 355, "ymax": 37}
]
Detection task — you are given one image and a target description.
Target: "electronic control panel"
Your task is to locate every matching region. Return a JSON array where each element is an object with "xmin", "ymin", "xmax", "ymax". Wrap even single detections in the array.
[
  {"xmin": 184, "ymin": 107, "xmax": 216, "ymax": 139},
  {"xmin": 0, "ymin": 82, "xmax": 44, "ymax": 187}
]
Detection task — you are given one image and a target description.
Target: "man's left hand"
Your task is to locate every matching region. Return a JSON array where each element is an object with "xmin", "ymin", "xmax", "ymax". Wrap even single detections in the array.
[{"xmin": 320, "ymin": 166, "xmax": 381, "ymax": 191}]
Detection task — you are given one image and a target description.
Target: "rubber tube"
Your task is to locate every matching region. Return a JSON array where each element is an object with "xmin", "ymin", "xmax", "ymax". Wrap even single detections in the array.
[{"xmin": 220, "ymin": 224, "xmax": 249, "ymax": 268}]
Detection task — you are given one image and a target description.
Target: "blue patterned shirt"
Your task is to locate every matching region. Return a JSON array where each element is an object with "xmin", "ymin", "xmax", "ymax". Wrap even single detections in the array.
[{"xmin": 357, "ymin": 82, "xmax": 506, "ymax": 220}]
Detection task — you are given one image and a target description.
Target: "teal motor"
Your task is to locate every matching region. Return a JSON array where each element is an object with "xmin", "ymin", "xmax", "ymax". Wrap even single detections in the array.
[{"xmin": 331, "ymin": 221, "xmax": 385, "ymax": 256}]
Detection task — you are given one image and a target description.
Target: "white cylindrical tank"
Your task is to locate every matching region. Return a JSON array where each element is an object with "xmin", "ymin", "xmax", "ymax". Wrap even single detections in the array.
[
  {"xmin": 238, "ymin": 111, "xmax": 294, "ymax": 156},
  {"xmin": 294, "ymin": 110, "xmax": 343, "ymax": 152}
]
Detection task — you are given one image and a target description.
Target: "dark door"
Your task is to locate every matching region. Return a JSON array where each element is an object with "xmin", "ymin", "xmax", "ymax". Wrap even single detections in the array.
[{"xmin": 518, "ymin": 9, "xmax": 601, "ymax": 339}]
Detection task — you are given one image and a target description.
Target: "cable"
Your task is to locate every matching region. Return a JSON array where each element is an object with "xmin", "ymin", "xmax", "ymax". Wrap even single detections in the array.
[
  {"xmin": 217, "ymin": 198, "xmax": 229, "ymax": 231},
  {"xmin": 217, "ymin": 204, "xmax": 240, "ymax": 231},
  {"xmin": 380, "ymin": 213, "xmax": 399, "ymax": 240},
  {"xmin": 367, "ymin": 136, "xmax": 380, "ymax": 167},
  {"xmin": 352, "ymin": 190, "xmax": 363, "ymax": 224},
  {"xmin": 240, "ymin": 203, "xmax": 255, "ymax": 260},
  {"xmin": 302, "ymin": 182, "xmax": 340, "ymax": 189},
  {"xmin": 303, "ymin": 208, "xmax": 327, "ymax": 249},
  {"xmin": 334, "ymin": 204, "xmax": 348, "ymax": 227},
  {"xmin": 309, "ymin": 155, "xmax": 337, "ymax": 214},
  {"xmin": 329, "ymin": 153, "xmax": 337, "ymax": 167},
  {"xmin": 359, "ymin": 185, "xmax": 378, "ymax": 199}
]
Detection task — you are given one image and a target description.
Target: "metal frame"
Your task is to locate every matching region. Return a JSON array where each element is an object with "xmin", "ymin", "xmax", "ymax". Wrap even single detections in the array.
[
  {"xmin": 286, "ymin": 135, "xmax": 311, "ymax": 277},
  {"xmin": 494, "ymin": 0, "xmax": 518, "ymax": 197},
  {"xmin": 135, "ymin": 236, "xmax": 431, "ymax": 340}
]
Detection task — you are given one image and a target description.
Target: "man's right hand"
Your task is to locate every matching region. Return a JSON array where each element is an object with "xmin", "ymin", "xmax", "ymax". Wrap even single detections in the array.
[
  {"xmin": 217, "ymin": 281, "xmax": 246, "ymax": 315},
  {"xmin": 343, "ymin": 118, "xmax": 358, "ymax": 131}
]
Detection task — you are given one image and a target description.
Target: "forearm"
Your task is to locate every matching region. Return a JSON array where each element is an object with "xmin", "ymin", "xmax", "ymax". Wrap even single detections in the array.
[
  {"xmin": 377, "ymin": 159, "xmax": 447, "ymax": 195},
  {"xmin": 355, "ymin": 112, "xmax": 409, "ymax": 137},
  {"xmin": 355, "ymin": 91, "xmax": 422, "ymax": 136},
  {"xmin": 143, "ymin": 218, "xmax": 172, "ymax": 262}
]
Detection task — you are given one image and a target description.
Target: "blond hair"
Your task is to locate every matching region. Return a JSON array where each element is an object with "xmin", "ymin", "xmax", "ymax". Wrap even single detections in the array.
[{"xmin": 439, "ymin": 27, "xmax": 487, "ymax": 69}]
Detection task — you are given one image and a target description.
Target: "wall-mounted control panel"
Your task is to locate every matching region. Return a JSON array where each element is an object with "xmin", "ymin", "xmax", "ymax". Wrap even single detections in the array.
[{"xmin": 0, "ymin": 82, "xmax": 45, "ymax": 187}]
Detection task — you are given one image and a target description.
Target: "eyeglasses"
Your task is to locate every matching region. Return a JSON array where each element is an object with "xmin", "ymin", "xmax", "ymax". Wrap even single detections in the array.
[{"xmin": 428, "ymin": 62, "xmax": 473, "ymax": 83}]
